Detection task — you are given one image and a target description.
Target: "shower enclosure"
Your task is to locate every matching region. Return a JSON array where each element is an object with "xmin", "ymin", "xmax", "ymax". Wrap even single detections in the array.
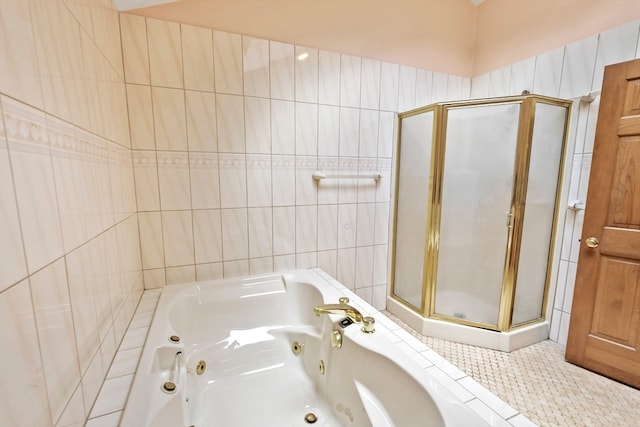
[{"xmin": 388, "ymin": 95, "xmax": 571, "ymax": 351}]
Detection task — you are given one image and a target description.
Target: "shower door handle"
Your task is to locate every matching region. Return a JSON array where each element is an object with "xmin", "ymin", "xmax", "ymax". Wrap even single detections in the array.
[{"xmin": 505, "ymin": 212, "xmax": 514, "ymax": 228}]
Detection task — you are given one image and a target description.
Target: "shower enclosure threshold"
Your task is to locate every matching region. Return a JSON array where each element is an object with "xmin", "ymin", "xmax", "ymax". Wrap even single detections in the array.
[{"xmin": 387, "ymin": 297, "xmax": 549, "ymax": 352}]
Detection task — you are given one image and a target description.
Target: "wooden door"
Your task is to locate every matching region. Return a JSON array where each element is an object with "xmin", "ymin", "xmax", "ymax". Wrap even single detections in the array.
[{"xmin": 565, "ymin": 58, "xmax": 640, "ymax": 389}]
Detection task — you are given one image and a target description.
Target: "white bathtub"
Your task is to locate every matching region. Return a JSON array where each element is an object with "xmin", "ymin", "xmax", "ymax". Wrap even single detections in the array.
[{"xmin": 120, "ymin": 269, "xmax": 491, "ymax": 426}]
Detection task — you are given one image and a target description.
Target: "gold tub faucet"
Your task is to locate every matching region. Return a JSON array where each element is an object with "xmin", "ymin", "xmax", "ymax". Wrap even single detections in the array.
[{"xmin": 313, "ymin": 302, "xmax": 364, "ymax": 323}]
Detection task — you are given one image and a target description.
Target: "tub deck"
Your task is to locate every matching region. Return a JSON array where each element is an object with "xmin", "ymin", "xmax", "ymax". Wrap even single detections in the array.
[{"xmin": 115, "ymin": 268, "xmax": 533, "ymax": 427}]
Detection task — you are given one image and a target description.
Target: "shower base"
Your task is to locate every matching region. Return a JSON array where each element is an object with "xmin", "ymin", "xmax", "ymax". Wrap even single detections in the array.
[{"xmin": 387, "ymin": 297, "xmax": 549, "ymax": 352}]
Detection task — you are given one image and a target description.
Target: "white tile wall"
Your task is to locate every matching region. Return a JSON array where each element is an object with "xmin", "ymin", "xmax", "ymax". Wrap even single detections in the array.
[
  {"xmin": 216, "ymin": 32, "xmax": 245, "ymax": 95},
  {"xmin": 182, "ymin": 24, "xmax": 215, "ymax": 92},
  {"xmin": 319, "ymin": 50, "xmax": 341, "ymax": 105},
  {"xmin": 185, "ymin": 90, "xmax": 217, "ymax": 152},
  {"xmin": 0, "ymin": 120, "xmax": 27, "ymax": 290},
  {"xmin": 509, "ymin": 57, "xmax": 536, "ymax": 95},
  {"xmin": 30, "ymin": 259, "xmax": 82, "ymax": 422},
  {"xmin": 147, "ymin": 18, "xmax": 183, "ymax": 88},
  {"xmin": 243, "ymin": 36, "xmax": 270, "ymax": 97},
  {"xmin": 270, "ymin": 41, "xmax": 295, "ymax": 101},
  {"xmin": 0, "ymin": 280, "xmax": 52, "ymax": 426},
  {"xmin": 125, "ymin": 16, "xmax": 471, "ymax": 308},
  {"xmin": 0, "ymin": 2, "xmax": 143, "ymax": 426}
]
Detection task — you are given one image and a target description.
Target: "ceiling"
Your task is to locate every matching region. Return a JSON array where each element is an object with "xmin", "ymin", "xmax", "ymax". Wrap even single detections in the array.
[
  {"xmin": 117, "ymin": 0, "xmax": 640, "ymax": 77},
  {"xmin": 114, "ymin": 0, "xmax": 487, "ymax": 9}
]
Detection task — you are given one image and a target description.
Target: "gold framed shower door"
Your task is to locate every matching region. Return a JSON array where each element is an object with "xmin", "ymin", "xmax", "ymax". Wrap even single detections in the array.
[{"xmin": 390, "ymin": 94, "xmax": 572, "ymax": 332}]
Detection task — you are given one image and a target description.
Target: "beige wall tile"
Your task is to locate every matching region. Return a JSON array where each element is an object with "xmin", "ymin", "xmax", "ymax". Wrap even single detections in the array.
[
  {"xmin": 248, "ymin": 207, "xmax": 272, "ymax": 258},
  {"xmin": 48, "ymin": 116, "xmax": 87, "ymax": 253},
  {"xmin": 0, "ymin": 0, "xmax": 43, "ymax": 110},
  {"xmin": 216, "ymin": 94, "xmax": 245, "ymax": 153},
  {"xmin": 319, "ymin": 50, "xmax": 341, "ymax": 106},
  {"xmin": 244, "ymin": 97, "xmax": 270, "ymax": 154},
  {"xmin": 127, "ymin": 84, "xmax": 155, "ymax": 150},
  {"xmin": 221, "ymin": 208, "xmax": 248, "ymax": 261},
  {"xmin": 272, "ymin": 155, "xmax": 295, "ymax": 206},
  {"xmin": 56, "ymin": 385, "xmax": 86, "ymax": 427},
  {"xmin": 195, "ymin": 262, "xmax": 223, "ymax": 281},
  {"xmin": 0, "ymin": 120, "xmax": 27, "ymax": 291},
  {"xmin": 2, "ymin": 97, "xmax": 64, "ymax": 273},
  {"xmin": 243, "ymin": 36, "xmax": 270, "ymax": 97},
  {"xmin": 193, "ymin": 209, "xmax": 223, "ymax": 264},
  {"xmin": 218, "ymin": 153, "xmax": 247, "ymax": 208},
  {"xmin": 152, "ymin": 87, "xmax": 187, "ymax": 151},
  {"xmin": 270, "ymin": 41, "xmax": 295, "ymax": 101},
  {"xmin": 185, "ymin": 90, "xmax": 217, "ymax": 152},
  {"xmin": 274, "ymin": 254, "xmax": 295, "ymax": 271},
  {"xmin": 0, "ymin": 2, "xmax": 139, "ymax": 426},
  {"xmin": 157, "ymin": 150, "xmax": 191, "ymax": 210},
  {"xmin": 273, "ymin": 206, "xmax": 295, "ymax": 255},
  {"xmin": 138, "ymin": 211, "xmax": 165, "ymax": 270},
  {"xmin": 132, "ymin": 150, "xmax": 160, "ymax": 212},
  {"xmin": 223, "ymin": 259, "xmax": 249, "ymax": 277},
  {"xmin": 80, "ymin": 34, "xmax": 110, "ymax": 138},
  {"xmin": 30, "ymin": 259, "xmax": 82, "ymax": 423},
  {"xmin": 295, "ymin": 205, "xmax": 317, "ymax": 253},
  {"xmin": 147, "ymin": 18, "xmax": 183, "ymax": 88},
  {"xmin": 81, "ymin": 351, "xmax": 105, "ymax": 419},
  {"xmin": 166, "ymin": 265, "xmax": 195, "ymax": 285},
  {"xmin": 65, "ymin": 240, "xmax": 101, "ymax": 375},
  {"xmin": 340, "ymin": 54, "xmax": 362, "ymax": 108},
  {"xmin": 143, "ymin": 268, "xmax": 166, "ymax": 289},
  {"xmin": 190, "ymin": 151, "xmax": 220, "ymax": 209},
  {"xmin": 271, "ymin": 99, "xmax": 295, "ymax": 154},
  {"xmin": 182, "ymin": 24, "xmax": 214, "ymax": 91},
  {"xmin": 214, "ymin": 30, "xmax": 243, "ymax": 95},
  {"xmin": 120, "ymin": 14, "xmax": 150, "ymax": 85},
  {"xmin": 249, "ymin": 256, "xmax": 273, "ymax": 274},
  {"xmin": 0, "ymin": 280, "xmax": 52, "ymax": 427},
  {"xmin": 90, "ymin": 3, "xmax": 124, "ymax": 79},
  {"xmin": 246, "ymin": 154, "xmax": 271, "ymax": 207},
  {"xmin": 295, "ymin": 46, "xmax": 318, "ymax": 103},
  {"xmin": 30, "ymin": 1, "xmax": 71, "ymax": 121},
  {"xmin": 162, "ymin": 210, "xmax": 194, "ymax": 267}
]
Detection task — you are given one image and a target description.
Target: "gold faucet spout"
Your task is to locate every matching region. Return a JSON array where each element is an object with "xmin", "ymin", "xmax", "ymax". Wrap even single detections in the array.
[{"xmin": 313, "ymin": 303, "xmax": 364, "ymax": 323}]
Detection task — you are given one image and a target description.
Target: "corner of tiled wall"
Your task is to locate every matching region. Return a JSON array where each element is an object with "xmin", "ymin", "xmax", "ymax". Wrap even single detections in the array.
[{"xmin": 0, "ymin": 0, "xmax": 143, "ymax": 426}]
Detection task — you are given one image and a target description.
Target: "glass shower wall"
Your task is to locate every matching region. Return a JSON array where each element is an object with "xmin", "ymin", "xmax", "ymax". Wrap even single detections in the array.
[
  {"xmin": 392, "ymin": 109, "xmax": 435, "ymax": 309},
  {"xmin": 512, "ymin": 102, "xmax": 569, "ymax": 325},
  {"xmin": 390, "ymin": 95, "xmax": 571, "ymax": 333},
  {"xmin": 434, "ymin": 103, "xmax": 521, "ymax": 326}
]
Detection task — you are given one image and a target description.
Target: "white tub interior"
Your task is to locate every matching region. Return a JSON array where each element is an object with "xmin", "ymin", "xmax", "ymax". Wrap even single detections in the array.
[{"xmin": 121, "ymin": 269, "xmax": 529, "ymax": 427}]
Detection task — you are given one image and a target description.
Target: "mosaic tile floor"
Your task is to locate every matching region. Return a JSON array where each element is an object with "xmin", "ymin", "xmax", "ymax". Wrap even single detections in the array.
[{"xmin": 386, "ymin": 313, "xmax": 640, "ymax": 427}]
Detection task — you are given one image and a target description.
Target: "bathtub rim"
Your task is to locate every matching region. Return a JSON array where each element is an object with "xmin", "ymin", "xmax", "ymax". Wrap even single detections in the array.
[{"xmin": 120, "ymin": 268, "xmax": 529, "ymax": 427}]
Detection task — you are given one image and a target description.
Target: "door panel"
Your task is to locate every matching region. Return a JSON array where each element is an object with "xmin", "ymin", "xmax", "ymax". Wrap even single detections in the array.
[
  {"xmin": 566, "ymin": 58, "xmax": 640, "ymax": 389},
  {"xmin": 590, "ymin": 258, "xmax": 639, "ymax": 346},
  {"xmin": 609, "ymin": 135, "xmax": 640, "ymax": 228},
  {"xmin": 600, "ymin": 227, "xmax": 640, "ymax": 258}
]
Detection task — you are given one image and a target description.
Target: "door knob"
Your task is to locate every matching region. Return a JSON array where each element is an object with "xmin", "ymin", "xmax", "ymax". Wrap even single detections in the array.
[{"xmin": 585, "ymin": 237, "xmax": 599, "ymax": 248}]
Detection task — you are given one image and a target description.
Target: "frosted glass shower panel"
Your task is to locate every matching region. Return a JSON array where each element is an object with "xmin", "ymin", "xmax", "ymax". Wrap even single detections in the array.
[
  {"xmin": 435, "ymin": 104, "xmax": 520, "ymax": 326},
  {"xmin": 512, "ymin": 103, "xmax": 568, "ymax": 325},
  {"xmin": 391, "ymin": 95, "xmax": 571, "ymax": 334},
  {"xmin": 393, "ymin": 110, "xmax": 434, "ymax": 309}
]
